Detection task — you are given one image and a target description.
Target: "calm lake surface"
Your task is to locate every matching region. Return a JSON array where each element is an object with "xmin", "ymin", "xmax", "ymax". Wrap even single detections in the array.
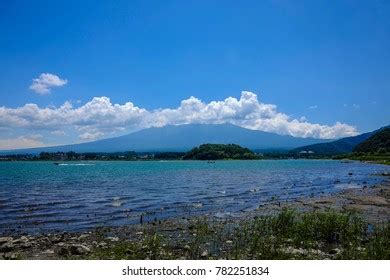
[{"xmin": 0, "ymin": 160, "xmax": 389, "ymax": 234}]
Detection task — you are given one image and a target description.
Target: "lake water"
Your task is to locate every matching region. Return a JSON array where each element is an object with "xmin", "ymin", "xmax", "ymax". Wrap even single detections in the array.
[{"xmin": 0, "ymin": 160, "xmax": 389, "ymax": 234}]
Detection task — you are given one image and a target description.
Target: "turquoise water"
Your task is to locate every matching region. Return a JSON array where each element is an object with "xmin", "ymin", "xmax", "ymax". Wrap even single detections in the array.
[{"xmin": 0, "ymin": 160, "xmax": 388, "ymax": 234}]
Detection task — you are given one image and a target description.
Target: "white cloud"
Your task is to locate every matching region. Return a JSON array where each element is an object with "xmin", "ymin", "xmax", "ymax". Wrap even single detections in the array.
[
  {"xmin": 309, "ymin": 105, "xmax": 318, "ymax": 109},
  {"xmin": 0, "ymin": 91, "xmax": 358, "ymax": 141},
  {"xmin": 147, "ymin": 92, "xmax": 357, "ymax": 139},
  {"xmin": 352, "ymin": 104, "xmax": 360, "ymax": 109},
  {"xmin": 79, "ymin": 131, "xmax": 105, "ymax": 141},
  {"xmin": 51, "ymin": 130, "xmax": 66, "ymax": 136},
  {"xmin": 0, "ymin": 134, "xmax": 44, "ymax": 150},
  {"xmin": 29, "ymin": 73, "xmax": 68, "ymax": 95}
]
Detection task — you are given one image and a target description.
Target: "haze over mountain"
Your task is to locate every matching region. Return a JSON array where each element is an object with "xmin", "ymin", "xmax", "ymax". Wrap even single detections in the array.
[{"xmin": 1, "ymin": 124, "xmax": 332, "ymax": 154}]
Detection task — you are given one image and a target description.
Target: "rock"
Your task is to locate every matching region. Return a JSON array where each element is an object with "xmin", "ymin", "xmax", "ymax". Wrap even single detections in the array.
[
  {"xmin": 70, "ymin": 244, "xmax": 91, "ymax": 255},
  {"xmin": 78, "ymin": 234, "xmax": 89, "ymax": 240},
  {"xmin": 184, "ymin": 245, "xmax": 191, "ymax": 250},
  {"xmin": 107, "ymin": 237, "xmax": 119, "ymax": 242},
  {"xmin": 0, "ymin": 237, "xmax": 13, "ymax": 245},
  {"xmin": 98, "ymin": 242, "xmax": 107, "ymax": 248},
  {"xmin": 308, "ymin": 249, "xmax": 326, "ymax": 258},
  {"xmin": 51, "ymin": 236, "xmax": 64, "ymax": 244},
  {"xmin": 201, "ymin": 250, "xmax": 208, "ymax": 257},
  {"xmin": 329, "ymin": 248, "xmax": 342, "ymax": 255},
  {"xmin": 225, "ymin": 240, "xmax": 233, "ymax": 244},
  {"xmin": 44, "ymin": 249, "xmax": 55, "ymax": 254},
  {"xmin": 282, "ymin": 246, "xmax": 306, "ymax": 255},
  {"xmin": 39, "ymin": 237, "xmax": 51, "ymax": 245},
  {"xmin": 0, "ymin": 242, "xmax": 14, "ymax": 253},
  {"xmin": 3, "ymin": 252, "xmax": 18, "ymax": 260},
  {"xmin": 57, "ymin": 242, "xmax": 66, "ymax": 247},
  {"xmin": 14, "ymin": 236, "xmax": 32, "ymax": 248},
  {"xmin": 20, "ymin": 241, "xmax": 32, "ymax": 249},
  {"xmin": 12, "ymin": 238, "xmax": 22, "ymax": 244}
]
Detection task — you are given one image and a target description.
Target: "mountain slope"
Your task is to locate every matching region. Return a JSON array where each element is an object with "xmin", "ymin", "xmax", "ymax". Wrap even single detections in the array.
[
  {"xmin": 293, "ymin": 126, "xmax": 389, "ymax": 155},
  {"xmin": 353, "ymin": 127, "xmax": 390, "ymax": 153},
  {"xmin": 1, "ymin": 123, "xmax": 332, "ymax": 154}
]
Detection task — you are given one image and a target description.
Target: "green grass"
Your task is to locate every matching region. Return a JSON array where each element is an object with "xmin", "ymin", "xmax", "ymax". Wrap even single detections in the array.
[
  {"xmin": 337, "ymin": 153, "xmax": 390, "ymax": 165},
  {"xmin": 87, "ymin": 209, "xmax": 390, "ymax": 260}
]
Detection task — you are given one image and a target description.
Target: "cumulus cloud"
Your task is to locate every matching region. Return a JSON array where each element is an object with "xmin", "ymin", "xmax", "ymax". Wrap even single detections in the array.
[
  {"xmin": 0, "ymin": 91, "xmax": 358, "ymax": 141},
  {"xmin": 0, "ymin": 134, "xmax": 44, "ymax": 150},
  {"xmin": 309, "ymin": 105, "xmax": 318, "ymax": 109},
  {"xmin": 147, "ymin": 92, "xmax": 357, "ymax": 139},
  {"xmin": 29, "ymin": 73, "xmax": 68, "ymax": 95}
]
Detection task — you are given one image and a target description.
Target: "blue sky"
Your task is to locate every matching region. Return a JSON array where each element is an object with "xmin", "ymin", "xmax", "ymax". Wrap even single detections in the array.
[{"xmin": 0, "ymin": 0, "xmax": 389, "ymax": 149}]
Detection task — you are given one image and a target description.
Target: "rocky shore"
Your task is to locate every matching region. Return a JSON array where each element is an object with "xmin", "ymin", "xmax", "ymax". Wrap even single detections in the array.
[{"xmin": 1, "ymin": 174, "xmax": 389, "ymax": 260}]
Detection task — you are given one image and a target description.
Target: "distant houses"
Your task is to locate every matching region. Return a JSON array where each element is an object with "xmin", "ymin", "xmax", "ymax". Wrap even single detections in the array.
[{"xmin": 299, "ymin": 150, "xmax": 315, "ymax": 154}]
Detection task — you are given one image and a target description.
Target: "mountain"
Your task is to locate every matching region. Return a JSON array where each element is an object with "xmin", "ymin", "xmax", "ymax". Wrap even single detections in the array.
[
  {"xmin": 353, "ymin": 127, "xmax": 390, "ymax": 153},
  {"xmin": 293, "ymin": 126, "xmax": 389, "ymax": 155},
  {"xmin": 0, "ymin": 124, "xmax": 332, "ymax": 154}
]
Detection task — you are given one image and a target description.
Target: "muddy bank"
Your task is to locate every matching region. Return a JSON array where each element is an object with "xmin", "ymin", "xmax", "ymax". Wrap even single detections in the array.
[{"xmin": 1, "ymin": 176, "xmax": 389, "ymax": 260}]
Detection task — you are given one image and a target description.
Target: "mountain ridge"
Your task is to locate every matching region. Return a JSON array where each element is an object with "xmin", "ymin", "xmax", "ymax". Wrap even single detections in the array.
[
  {"xmin": 1, "ymin": 123, "xmax": 333, "ymax": 154},
  {"xmin": 353, "ymin": 127, "xmax": 390, "ymax": 153},
  {"xmin": 293, "ymin": 125, "xmax": 389, "ymax": 155}
]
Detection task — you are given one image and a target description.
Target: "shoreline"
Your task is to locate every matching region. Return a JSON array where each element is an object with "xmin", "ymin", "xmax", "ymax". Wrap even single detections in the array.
[{"xmin": 1, "ymin": 174, "xmax": 389, "ymax": 260}]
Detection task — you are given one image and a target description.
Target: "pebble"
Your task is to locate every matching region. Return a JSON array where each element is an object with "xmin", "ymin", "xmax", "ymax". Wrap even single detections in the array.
[
  {"xmin": 282, "ymin": 247, "xmax": 306, "ymax": 255},
  {"xmin": 78, "ymin": 234, "xmax": 89, "ymax": 240},
  {"xmin": 3, "ymin": 252, "xmax": 17, "ymax": 260},
  {"xmin": 57, "ymin": 242, "xmax": 66, "ymax": 247},
  {"xmin": 0, "ymin": 242, "xmax": 14, "ymax": 253},
  {"xmin": 329, "ymin": 248, "xmax": 342, "ymax": 255},
  {"xmin": 107, "ymin": 237, "xmax": 119, "ymax": 242},
  {"xmin": 0, "ymin": 237, "xmax": 13, "ymax": 245},
  {"xmin": 70, "ymin": 244, "xmax": 91, "ymax": 255}
]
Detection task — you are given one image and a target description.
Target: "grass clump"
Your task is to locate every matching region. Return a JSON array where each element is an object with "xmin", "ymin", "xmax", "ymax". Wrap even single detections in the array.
[
  {"xmin": 230, "ymin": 209, "xmax": 389, "ymax": 259},
  {"xmin": 88, "ymin": 209, "xmax": 390, "ymax": 260}
]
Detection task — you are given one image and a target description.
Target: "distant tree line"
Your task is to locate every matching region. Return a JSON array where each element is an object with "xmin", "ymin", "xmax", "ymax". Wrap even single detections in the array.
[
  {"xmin": 0, "ymin": 148, "xmax": 335, "ymax": 161},
  {"xmin": 182, "ymin": 144, "xmax": 260, "ymax": 160},
  {"xmin": 1, "ymin": 151, "xmax": 138, "ymax": 161}
]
